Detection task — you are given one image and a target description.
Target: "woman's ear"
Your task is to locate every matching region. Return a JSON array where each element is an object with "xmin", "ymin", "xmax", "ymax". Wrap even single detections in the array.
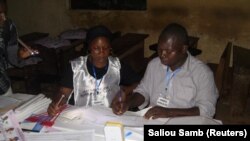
[{"xmin": 181, "ymin": 45, "xmax": 188, "ymax": 53}]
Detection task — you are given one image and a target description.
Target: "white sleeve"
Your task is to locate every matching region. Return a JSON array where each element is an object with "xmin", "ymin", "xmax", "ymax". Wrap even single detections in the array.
[{"xmin": 195, "ymin": 67, "xmax": 219, "ymax": 118}]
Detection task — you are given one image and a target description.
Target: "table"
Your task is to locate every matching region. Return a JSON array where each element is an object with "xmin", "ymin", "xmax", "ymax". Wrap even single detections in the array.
[
  {"xmin": 1, "ymin": 93, "xmax": 222, "ymax": 141},
  {"xmin": 7, "ymin": 33, "xmax": 84, "ymax": 93}
]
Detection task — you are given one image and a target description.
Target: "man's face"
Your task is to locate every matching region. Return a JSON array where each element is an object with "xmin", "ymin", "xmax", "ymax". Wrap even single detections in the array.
[
  {"xmin": 157, "ymin": 36, "xmax": 185, "ymax": 67},
  {"xmin": 0, "ymin": 4, "xmax": 6, "ymax": 26}
]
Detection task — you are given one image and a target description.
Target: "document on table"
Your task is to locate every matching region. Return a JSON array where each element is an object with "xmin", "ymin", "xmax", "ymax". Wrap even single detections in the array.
[
  {"xmin": 166, "ymin": 116, "xmax": 222, "ymax": 125},
  {"xmin": 24, "ymin": 130, "xmax": 94, "ymax": 141},
  {"xmin": 58, "ymin": 106, "xmax": 169, "ymax": 127},
  {"xmin": 34, "ymin": 37, "xmax": 71, "ymax": 48},
  {"xmin": 59, "ymin": 28, "xmax": 87, "ymax": 40},
  {"xmin": 54, "ymin": 106, "xmax": 151, "ymax": 141},
  {"xmin": 0, "ymin": 96, "xmax": 20, "ymax": 108}
]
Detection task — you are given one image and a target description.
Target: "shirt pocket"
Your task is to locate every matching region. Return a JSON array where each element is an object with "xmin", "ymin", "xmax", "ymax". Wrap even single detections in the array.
[{"xmin": 174, "ymin": 77, "xmax": 196, "ymax": 105}]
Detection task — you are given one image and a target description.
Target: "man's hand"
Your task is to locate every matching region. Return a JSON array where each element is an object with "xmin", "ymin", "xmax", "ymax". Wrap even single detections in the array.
[
  {"xmin": 144, "ymin": 106, "xmax": 170, "ymax": 119},
  {"xmin": 18, "ymin": 47, "xmax": 39, "ymax": 59}
]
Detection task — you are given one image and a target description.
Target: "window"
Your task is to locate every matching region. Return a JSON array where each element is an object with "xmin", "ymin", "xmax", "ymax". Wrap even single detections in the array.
[{"xmin": 70, "ymin": 0, "xmax": 147, "ymax": 10}]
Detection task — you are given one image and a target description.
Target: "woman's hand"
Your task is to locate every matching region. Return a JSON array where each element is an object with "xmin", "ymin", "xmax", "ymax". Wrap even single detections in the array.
[
  {"xmin": 111, "ymin": 89, "xmax": 130, "ymax": 115},
  {"xmin": 47, "ymin": 102, "xmax": 61, "ymax": 117}
]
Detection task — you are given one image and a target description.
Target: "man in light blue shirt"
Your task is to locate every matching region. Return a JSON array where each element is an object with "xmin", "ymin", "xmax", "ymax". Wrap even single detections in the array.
[{"xmin": 112, "ymin": 23, "xmax": 218, "ymax": 118}]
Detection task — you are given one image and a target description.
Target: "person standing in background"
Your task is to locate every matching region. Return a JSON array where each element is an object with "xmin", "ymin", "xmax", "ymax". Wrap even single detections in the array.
[{"xmin": 0, "ymin": 0, "xmax": 39, "ymax": 95}]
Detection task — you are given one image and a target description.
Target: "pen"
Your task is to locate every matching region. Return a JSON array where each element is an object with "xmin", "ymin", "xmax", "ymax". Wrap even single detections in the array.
[
  {"xmin": 56, "ymin": 94, "xmax": 65, "ymax": 107},
  {"xmin": 125, "ymin": 131, "xmax": 132, "ymax": 138},
  {"xmin": 17, "ymin": 38, "xmax": 39, "ymax": 55},
  {"xmin": 22, "ymin": 128, "xmax": 40, "ymax": 133}
]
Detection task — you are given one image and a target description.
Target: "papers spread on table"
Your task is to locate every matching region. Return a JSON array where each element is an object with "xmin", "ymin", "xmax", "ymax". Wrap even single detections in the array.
[
  {"xmin": 34, "ymin": 37, "xmax": 71, "ymax": 48},
  {"xmin": 166, "ymin": 116, "xmax": 222, "ymax": 125},
  {"xmin": 53, "ymin": 106, "xmax": 150, "ymax": 141},
  {"xmin": 0, "ymin": 110, "xmax": 26, "ymax": 141},
  {"xmin": 59, "ymin": 28, "xmax": 87, "ymax": 40},
  {"xmin": 0, "ymin": 96, "xmax": 20, "ymax": 116},
  {"xmin": 56, "ymin": 106, "xmax": 169, "ymax": 129},
  {"xmin": 24, "ymin": 130, "xmax": 94, "ymax": 141}
]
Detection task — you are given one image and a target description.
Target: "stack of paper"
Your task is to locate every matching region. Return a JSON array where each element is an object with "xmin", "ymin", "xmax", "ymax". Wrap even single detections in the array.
[
  {"xmin": 59, "ymin": 28, "xmax": 87, "ymax": 40},
  {"xmin": 15, "ymin": 94, "xmax": 51, "ymax": 122},
  {"xmin": 34, "ymin": 37, "xmax": 71, "ymax": 48}
]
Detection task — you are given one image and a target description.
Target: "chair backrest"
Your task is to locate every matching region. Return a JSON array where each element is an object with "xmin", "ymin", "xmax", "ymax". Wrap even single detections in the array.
[
  {"xmin": 233, "ymin": 45, "xmax": 250, "ymax": 74},
  {"xmin": 215, "ymin": 42, "xmax": 232, "ymax": 95},
  {"xmin": 230, "ymin": 44, "xmax": 250, "ymax": 116}
]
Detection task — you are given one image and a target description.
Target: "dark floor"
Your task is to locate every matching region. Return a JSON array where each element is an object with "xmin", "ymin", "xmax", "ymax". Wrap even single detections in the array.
[{"xmin": 11, "ymin": 80, "xmax": 250, "ymax": 124}]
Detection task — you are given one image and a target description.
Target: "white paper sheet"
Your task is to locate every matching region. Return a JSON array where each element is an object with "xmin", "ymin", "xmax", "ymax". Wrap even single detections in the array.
[
  {"xmin": 166, "ymin": 116, "xmax": 222, "ymax": 125},
  {"xmin": 0, "ymin": 93, "xmax": 34, "ymax": 116},
  {"xmin": 58, "ymin": 106, "xmax": 168, "ymax": 128},
  {"xmin": 24, "ymin": 130, "xmax": 94, "ymax": 141},
  {"xmin": 0, "ymin": 96, "xmax": 20, "ymax": 109}
]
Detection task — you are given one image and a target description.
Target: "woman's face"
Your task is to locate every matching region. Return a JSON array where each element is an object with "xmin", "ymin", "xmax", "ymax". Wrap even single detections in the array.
[{"xmin": 89, "ymin": 36, "xmax": 111, "ymax": 66}]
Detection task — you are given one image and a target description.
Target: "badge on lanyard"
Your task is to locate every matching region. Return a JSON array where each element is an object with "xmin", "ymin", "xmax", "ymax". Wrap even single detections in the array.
[
  {"xmin": 91, "ymin": 64, "xmax": 108, "ymax": 106},
  {"xmin": 92, "ymin": 92, "xmax": 105, "ymax": 106},
  {"xmin": 156, "ymin": 94, "xmax": 170, "ymax": 108}
]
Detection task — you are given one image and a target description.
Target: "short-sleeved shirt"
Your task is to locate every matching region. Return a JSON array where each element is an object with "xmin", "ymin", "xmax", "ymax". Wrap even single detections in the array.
[
  {"xmin": 60, "ymin": 57, "xmax": 141, "ymax": 89},
  {"xmin": 134, "ymin": 53, "xmax": 219, "ymax": 117}
]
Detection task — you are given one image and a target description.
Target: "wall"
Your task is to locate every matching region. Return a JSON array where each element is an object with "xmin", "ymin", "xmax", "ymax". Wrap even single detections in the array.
[{"xmin": 7, "ymin": 0, "xmax": 250, "ymax": 63}]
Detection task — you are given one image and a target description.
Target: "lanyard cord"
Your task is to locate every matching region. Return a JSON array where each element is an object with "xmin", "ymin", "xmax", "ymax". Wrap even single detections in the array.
[
  {"xmin": 165, "ymin": 67, "xmax": 181, "ymax": 90},
  {"xmin": 92, "ymin": 63, "xmax": 108, "ymax": 95}
]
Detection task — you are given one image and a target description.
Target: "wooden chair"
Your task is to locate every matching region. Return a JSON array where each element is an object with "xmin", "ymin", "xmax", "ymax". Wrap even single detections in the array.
[
  {"xmin": 230, "ymin": 45, "xmax": 250, "ymax": 116},
  {"xmin": 214, "ymin": 42, "xmax": 232, "ymax": 97}
]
